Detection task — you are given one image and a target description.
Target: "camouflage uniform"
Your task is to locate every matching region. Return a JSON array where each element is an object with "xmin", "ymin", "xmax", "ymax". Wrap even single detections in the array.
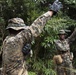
[
  {"xmin": 0, "ymin": 0, "xmax": 63, "ymax": 74},
  {"xmin": 0, "ymin": 12, "xmax": 51, "ymax": 75},
  {"xmin": 54, "ymin": 29, "xmax": 76, "ymax": 75}
]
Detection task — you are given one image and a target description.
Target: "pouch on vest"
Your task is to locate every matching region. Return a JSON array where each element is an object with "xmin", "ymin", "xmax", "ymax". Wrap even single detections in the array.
[{"xmin": 53, "ymin": 55, "xmax": 63, "ymax": 64}]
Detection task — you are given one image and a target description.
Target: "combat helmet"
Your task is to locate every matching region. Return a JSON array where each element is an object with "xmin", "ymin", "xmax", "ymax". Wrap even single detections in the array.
[
  {"xmin": 58, "ymin": 30, "xmax": 66, "ymax": 35},
  {"xmin": 6, "ymin": 18, "xmax": 26, "ymax": 30}
]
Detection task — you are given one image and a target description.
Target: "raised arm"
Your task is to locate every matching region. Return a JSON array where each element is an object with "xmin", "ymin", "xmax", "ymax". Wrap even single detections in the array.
[
  {"xmin": 29, "ymin": 11, "xmax": 53, "ymax": 37},
  {"xmin": 29, "ymin": 0, "xmax": 63, "ymax": 37},
  {"xmin": 67, "ymin": 28, "xmax": 76, "ymax": 44}
]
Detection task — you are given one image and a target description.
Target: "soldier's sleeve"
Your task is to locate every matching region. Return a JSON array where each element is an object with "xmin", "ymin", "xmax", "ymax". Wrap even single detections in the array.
[
  {"xmin": 29, "ymin": 11, "xmax": 53, "ymax": 37},
  {"xmin": 20, "ymin": 11, "xmax": 53, "ymax": 43},
  {"xmin": 67, "ymin": 28, "xmax": 76, "ymax": 44}
]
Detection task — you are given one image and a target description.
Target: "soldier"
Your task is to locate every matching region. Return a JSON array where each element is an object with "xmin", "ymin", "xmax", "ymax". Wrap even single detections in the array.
[
  {"xmin": 54, "ymin": 29, "xmax": 76, "ymax": 75},
  {"xmin": 0, "ymin": 0, "xmax": 62, "ymax": 75}
]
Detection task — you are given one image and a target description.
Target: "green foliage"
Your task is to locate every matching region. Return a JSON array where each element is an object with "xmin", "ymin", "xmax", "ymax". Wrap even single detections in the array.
[
  {"xmin": 0, "ymin": 0, "xmax": 76, "ymax": 75},
  {"xmin": 0, "ymin": 0, "xmax": 45, "ymax": 25},
  {"xmin": 64, "ymin": 0, "xmax": 76, "ymax": 4},
  {"xmin": 0, "ymin": 17, "xmax": 5, "ymax": 23},
  {"xmin": 27, "ymin": 59, "xmax": 56, "ymax": 75},
  {"xmin": 28, "ymin": 71, "xmax": 36, "ymax": 75},
  {"xmin": 40, "ymin": 12, "xmax": 76, "ymax": 59}
]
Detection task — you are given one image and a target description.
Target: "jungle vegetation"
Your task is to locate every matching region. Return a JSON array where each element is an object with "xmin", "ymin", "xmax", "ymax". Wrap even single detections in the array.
[{"xmin": 0, "ymin": 0, "xmax": 76, "ymax": 75}]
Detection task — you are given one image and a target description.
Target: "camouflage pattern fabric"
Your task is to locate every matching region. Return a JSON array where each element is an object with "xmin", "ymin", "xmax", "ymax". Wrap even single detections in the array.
[
  {"xmin": 0, "ymin": 12, "xmax": 51, "ymax": 75},
  {"xmin": 54, "ymin": 39, "xmax": 70, "ymax": 52},
  {"xmin": 54, "ymin": 29, "xmax": 76, "ymax": 75},
  {"xmin": 56, "ymin": 53, "xmax": 74, "ymax": 75},
  {"xmin": 6, "ymin": 18, "xmax": 26, "ymax": 30}
]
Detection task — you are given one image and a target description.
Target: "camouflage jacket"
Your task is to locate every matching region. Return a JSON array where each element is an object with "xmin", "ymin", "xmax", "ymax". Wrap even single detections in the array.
[
  {"xmin": 1, "ymin": 12, "xmax": 51, "ymax": 75},
  {"xmin": 54, "ymin": 29, "xmax": 76, "ymax": 53}
]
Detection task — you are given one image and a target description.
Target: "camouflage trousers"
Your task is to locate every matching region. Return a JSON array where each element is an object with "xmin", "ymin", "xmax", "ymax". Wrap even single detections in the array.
[
  {"xmin": 1, "ymin": 69, "xmax": 28, "ymax": 75},
  {"xmin": 56, "ymin": 61, "xmax": 74, "ymax": 75},
  {"xmin": 1, "ymin": 62, "xmax": 28, "ymax": 75}
]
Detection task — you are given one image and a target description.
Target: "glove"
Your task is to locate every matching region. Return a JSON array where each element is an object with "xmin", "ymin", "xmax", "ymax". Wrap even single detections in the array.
[
  {"xmin": 22, "ymin": 44, "xmax": 31, "ymax": 56},
  {"xmin": 49, "ymin": 0, "xmax": 63, "ymax": 14}
]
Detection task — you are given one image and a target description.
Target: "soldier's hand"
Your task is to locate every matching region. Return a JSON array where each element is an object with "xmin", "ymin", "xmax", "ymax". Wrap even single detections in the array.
[{"xmin": 49, "ymin": 0, "xmax": 63, "ymax": 14}]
